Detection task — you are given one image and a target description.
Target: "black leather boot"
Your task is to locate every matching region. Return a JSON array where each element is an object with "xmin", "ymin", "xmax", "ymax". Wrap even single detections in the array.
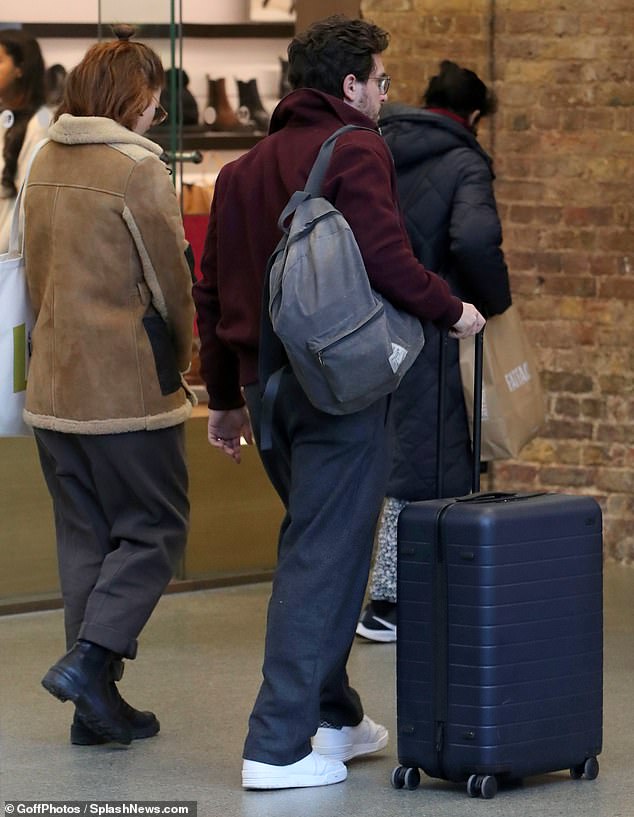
[
  {"xmin": 70, "ymin": 659, "xmax": 159, "ymax": 745},
  {"xmin": 71, "ymin": 698, "xmax": 159, "ymax": 745},
  {"xmin": 42, "ymin": 640, "xmax": 132, "ymax": 745},
  {"xmin": 236, "ymin": 78, "xmax": 270, "ymax": 132}
]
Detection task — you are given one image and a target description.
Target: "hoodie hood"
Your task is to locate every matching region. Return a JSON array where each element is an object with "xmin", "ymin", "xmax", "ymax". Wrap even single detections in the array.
[
  {"xmin": 379, "ymin": 103, "xmax": 492, "ymax": 174},
  {"xmin": 269, "ymin": 88, "xmax": 380, "ymax": 135}
]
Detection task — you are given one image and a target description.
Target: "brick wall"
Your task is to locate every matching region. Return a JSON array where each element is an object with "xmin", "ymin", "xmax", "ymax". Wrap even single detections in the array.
[{"xmin": 362, "ymin": 0, "xmax": 634, "ymax": 562}]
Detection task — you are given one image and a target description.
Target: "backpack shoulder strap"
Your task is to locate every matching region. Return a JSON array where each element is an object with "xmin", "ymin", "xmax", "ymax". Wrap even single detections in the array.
[
  {"xmin": 304, "ymin": 124, "xmax": 377, "ymax": 197},
  {"xmin": 276, "ymin": 125, "xmax": 377, "ymax": 232},
  {"xmin": 258, "ymin": 124, "xmax": 378, "ymax": 450}
]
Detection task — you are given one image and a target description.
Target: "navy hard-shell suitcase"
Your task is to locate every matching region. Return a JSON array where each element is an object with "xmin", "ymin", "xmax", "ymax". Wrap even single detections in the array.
[{"xmin": 392, "ymin": 332, "xmax": 603, "ymax": 799}]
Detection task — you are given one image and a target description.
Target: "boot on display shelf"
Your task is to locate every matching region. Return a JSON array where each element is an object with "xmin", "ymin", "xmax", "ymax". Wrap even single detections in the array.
[
  {"xmin": 236, "ymin": 78, "xmax": 270, "ymax": 133},
  {"xmin": 203, "ymin": 77, "xmax": 253, "ymax": 132},
  {"xmin": 159, "ymin": 67, "xmax": 199, "ymax": 126}
]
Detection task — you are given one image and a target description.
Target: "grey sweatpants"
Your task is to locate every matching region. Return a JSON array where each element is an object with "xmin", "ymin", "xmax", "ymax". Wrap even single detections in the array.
[
  {"xmin": 34, "ymin": 425, "xmax": 189, "ymax": 659},
  {"xmin": 243, "ymin": 370, "xmax": 390, "ymax": 765}
]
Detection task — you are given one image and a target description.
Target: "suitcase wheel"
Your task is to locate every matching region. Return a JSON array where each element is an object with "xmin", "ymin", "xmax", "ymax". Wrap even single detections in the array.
[
  {"xmin": 570, "ymin": 756, "xmax": 600, "ymax": 781},
  {"xmin": 467, "ymin": 774, "xmax": 498, "ymax": 799},
  {"xmin": 391, "ymin": 765, "xmax": 420, "ymax": 790}
]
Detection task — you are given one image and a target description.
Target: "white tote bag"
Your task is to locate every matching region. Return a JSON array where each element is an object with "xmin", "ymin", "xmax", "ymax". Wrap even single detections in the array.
[{"xmin": 0, "ymin": 139, "xmax": 48, "ymax": 437}]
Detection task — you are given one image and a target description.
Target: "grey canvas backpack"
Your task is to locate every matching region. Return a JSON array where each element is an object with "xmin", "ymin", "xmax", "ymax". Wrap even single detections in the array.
[{"xmin": 259, "ymin": 125, "xmax": 425, "ymax": 435}]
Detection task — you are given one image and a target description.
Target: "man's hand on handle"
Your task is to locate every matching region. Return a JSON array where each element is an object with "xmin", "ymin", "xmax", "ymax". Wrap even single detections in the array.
[{"xmin": 449, "ymin": 302, "xmax": 486, "ymax": 339}]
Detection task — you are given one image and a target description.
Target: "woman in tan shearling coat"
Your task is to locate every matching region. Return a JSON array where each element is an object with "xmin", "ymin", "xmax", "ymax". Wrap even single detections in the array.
[{"xmin": 24, "ymin": 28, "xmax": 195, "ymax": 746}]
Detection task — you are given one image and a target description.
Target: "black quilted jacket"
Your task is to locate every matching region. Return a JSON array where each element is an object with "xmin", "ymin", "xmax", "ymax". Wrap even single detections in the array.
[{"xmin": 381, "ymin": 104, "xmax": 512, "ymax": 499}]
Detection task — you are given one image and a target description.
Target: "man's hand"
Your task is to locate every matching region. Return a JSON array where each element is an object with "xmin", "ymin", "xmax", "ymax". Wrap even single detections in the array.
[
  {"xmin": 449, "ymin": 302, "xmax": 486, "ymax": 339},
  {"xmin": 207, "ymin": 407, "xmax": 253, "ymax": 464}
]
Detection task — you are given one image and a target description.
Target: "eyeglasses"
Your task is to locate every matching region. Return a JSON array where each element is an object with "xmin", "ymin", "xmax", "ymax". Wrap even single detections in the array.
[
  {"xmin": 369, "ymin": 75, "xmax": 391, "ymax": 94},
  {"xmin": 151, "ymin": 99, "xmax": 168, "ymax": 126}
]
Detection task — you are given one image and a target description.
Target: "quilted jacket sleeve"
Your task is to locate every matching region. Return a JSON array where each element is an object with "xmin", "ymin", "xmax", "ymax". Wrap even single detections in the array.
[{"xmin": 448, "ymin": 149, "xmax": 512, "ymax": 318}]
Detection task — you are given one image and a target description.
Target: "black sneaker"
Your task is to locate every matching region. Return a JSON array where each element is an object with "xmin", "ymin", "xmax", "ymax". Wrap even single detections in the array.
[{"xmin": 356, "ymin": 600, "xmax": 397, "ymax": 643}]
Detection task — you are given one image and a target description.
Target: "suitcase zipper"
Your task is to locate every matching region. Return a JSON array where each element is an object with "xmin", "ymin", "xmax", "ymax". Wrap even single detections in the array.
[
  {"xmin": 435, "ymin": 722, "xmax": 445, "ymax": 754},
  {"xmin": 433, "ymin": 502, "xmax": 454, "ymax": 777}
]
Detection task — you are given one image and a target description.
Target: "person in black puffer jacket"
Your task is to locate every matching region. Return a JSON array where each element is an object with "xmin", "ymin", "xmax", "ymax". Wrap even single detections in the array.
[{"xmin": 357, "ymin": 60, "xmax": 512, "ymax": 642}]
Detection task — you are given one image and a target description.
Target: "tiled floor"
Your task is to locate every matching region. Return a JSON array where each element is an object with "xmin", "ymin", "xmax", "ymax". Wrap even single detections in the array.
[{"xmin": 1, "ymin": 562, "xmax": 632, "ymax": 817}]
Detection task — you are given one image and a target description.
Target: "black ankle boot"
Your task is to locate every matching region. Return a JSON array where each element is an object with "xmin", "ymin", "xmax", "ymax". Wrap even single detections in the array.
[
  {"xmin": 42, "ymin": 640, "xmax": 132, "ymax": 745},
  {"xmin": 236, "ymin": 78, "xmax": 270, "ymax": 132},
  {"xmin": 69, "ymin": 660, "xmax": 159, "ymax": 745},
  {"xmin": 71, "ymin": 696, "xmax": 160, "ymax": 745}
]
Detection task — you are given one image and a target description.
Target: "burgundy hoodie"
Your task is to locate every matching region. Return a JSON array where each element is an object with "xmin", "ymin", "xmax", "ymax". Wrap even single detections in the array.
[{"xmin": 194, "ymin": 88, "xmax": 463, "ymax": 409}]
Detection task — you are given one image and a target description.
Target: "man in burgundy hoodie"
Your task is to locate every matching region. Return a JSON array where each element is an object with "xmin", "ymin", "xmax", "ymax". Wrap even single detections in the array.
[{"xmin": 194, "ymin": 16, "xmax": 484, "ymax": 790}]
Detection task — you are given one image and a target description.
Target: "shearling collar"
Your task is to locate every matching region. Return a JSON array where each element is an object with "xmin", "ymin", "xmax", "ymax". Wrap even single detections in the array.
[{"xmin": 49, "ymin": 114, "xmax": 163, "ymax": 156}]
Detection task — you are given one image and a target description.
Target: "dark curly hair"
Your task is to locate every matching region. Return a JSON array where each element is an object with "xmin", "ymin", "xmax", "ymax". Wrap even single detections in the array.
[
  {"xmin": 288, "ymin": 15, "xmax": 389, "ymax": 99},
  {"xmin": 424, "ymin": 60, "xmax": 497, "ymax": 119},
  {"xmin": 0, "ymin": 29, "xmax": 45, "ymax": 198}
]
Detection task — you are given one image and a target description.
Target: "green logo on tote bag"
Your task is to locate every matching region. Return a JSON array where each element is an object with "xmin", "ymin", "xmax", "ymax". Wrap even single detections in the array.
[{"xmin": 13, "ymin": 323, "xmax": 27, "ymax": 393}]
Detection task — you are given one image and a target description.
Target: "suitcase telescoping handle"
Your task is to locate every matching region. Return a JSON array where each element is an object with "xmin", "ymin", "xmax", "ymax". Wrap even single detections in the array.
[
  {"xmin": 471, "ymin": 329, "xmax": 484, "ymax": 493},
  {"xmin": 436, "ymin": 328, "xmax": 484, "ymax": 497}
]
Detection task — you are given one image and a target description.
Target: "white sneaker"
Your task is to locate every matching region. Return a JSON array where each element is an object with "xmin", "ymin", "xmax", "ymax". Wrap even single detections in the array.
[
  {"xmin": 241, "ymin": 750, "xmax": 347, "ymax": 790},
  {"xmin": 312, "ymin": 715, "xmax": 389, "ymax": 762}
]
